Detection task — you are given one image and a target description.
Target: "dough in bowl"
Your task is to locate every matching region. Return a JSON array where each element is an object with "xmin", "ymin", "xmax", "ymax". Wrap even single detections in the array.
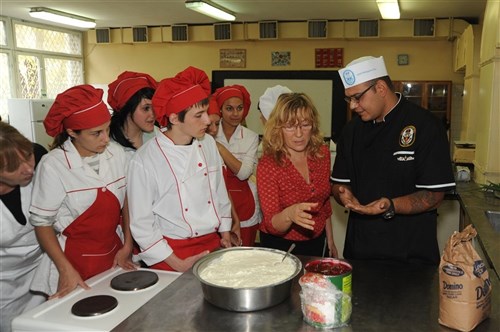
[{"xmin": 199, "ymin": 250, "xmax": 297, "ymax": 288}]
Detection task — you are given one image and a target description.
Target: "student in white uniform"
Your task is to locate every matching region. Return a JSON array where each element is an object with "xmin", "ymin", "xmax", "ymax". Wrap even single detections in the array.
[
  {"xmin": 108, "ymin": 71, "xmax": 158, "ymax": 262},
  {"xmin": 0, "ymin": 122, "xmax": 46, "ymax": 332},
  {"xmin": 212, "ymin": 85, "xmax": 262, "ymax": 246},
  {"xmin": 127, "ymin": 66, "xmax": 232, "ymax": 272},
  {"xmin": 207, "ymin": 98, "xmax": 242, "ymax": 246},
  {"xmin": 108, "ymin": 70, "xmax": 158, "ymax": 154},
  {"xmin": 29, "ymin": 85, "xmax": 135, "ymax": 299}
]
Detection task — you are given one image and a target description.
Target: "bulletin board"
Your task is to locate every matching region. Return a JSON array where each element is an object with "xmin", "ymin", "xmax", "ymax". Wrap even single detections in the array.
[{"xmin": 211, "ymin": 71, "xmax": 347, "ymax": 141}]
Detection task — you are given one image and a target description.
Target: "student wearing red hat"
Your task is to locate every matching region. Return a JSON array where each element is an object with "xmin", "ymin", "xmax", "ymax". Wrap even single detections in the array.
[
  {"xmin": 108, "ymin": 71, "xmax": 158, "ymax": 154},
  {"xmin": 207, "ymin": 98, "xmax": 242, "ymax": 246},
  {"xmin": 212, "ymin": 85, "xmax": 261, "ymax": 246},
  {"xmin": 29, "ymin": 85, "xmax": 135, "ymax": 299},
  {"xmin": 127, "ymin": 67, "xmax": 232, "ymax": 272}
]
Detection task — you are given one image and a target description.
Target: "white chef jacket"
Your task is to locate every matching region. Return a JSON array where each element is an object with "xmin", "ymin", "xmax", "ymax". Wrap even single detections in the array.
[
  {"xmin": 1, "ymin": 183, "xmax": 45, "ymax": 332},
  {"xmin": 29, "ymin": 138, "xmax": 128, "ymax": 295},
  {"xmin": 215, "ymin": 123, "xmax": 262, "ymax": 228},
  {"xmin": 127, "ymin": 131, "xmax": 232, "ymax": 266}
]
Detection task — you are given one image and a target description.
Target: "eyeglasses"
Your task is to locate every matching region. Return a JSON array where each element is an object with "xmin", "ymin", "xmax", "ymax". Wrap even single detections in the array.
[
  {"xmin": 344, "ymin": 82, "xmax": 376, "ymax": 104},
  {"xmin": 283, "ymin": 122, "xmax": 313, "ymax": 132}
]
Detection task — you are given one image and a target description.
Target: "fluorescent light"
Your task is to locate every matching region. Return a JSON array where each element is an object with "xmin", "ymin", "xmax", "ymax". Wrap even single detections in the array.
[
  {"xmin": 29, "ymin": 7, "xmax": 96, "ymax": 29},
  {"xmin": 185, "ymin": 1, "xmax": 235, "ymax": 21},
  {"xmin": 376, "ymin": 0, "xmax": 400, "ymax": 20}
]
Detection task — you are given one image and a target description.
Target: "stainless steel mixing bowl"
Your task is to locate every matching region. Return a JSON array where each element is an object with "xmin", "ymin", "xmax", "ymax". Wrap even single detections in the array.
[{"xmin": 192, "ymin": 247, "xmax": 302, "ymax": 312}]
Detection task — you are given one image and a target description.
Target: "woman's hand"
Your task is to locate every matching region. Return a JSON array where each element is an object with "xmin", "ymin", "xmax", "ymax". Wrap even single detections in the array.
[
  {"xmin": 113, "ymin": 246, "xmax": 138, "ymax": 270},
  {"xmin": 327, "ymin": 239, "xmax": 338, "ymax": 258},
  {"xmin": 50, "ymin": 265, "xmax": 90, "ymax": 299},
  {"xmin": 229, "ymin": 230, "xmax": 242, "ymax": 246},
  {"xmin": 285, "ymin": 203, "xmax": 318, "ymax": 231},
  {"xmin": 220, "ymin": 231, "xmax": 232, "ymax": 248}
]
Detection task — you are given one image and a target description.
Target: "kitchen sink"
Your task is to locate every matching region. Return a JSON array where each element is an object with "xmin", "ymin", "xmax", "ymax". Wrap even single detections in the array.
[{"xmin": 485, "ymin": 210, "xmax": 500, "ymax": 232}]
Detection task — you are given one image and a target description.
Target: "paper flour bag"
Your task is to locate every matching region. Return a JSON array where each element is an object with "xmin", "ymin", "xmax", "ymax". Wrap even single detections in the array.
[{"xmin": 438, "ymin": 224, "xmax": 492, "ymax": 331}]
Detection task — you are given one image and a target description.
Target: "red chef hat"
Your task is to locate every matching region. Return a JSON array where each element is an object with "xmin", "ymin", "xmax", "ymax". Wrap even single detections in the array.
[
  {"xmin": 44, "ymin": 85, "xmax": 111, "ymax": 137},
  {"xmin": 207, "ymin": 97, "xmax": 221, "ymax": 117},
  {"xmin": 152, "ymin": 66, "xmax": 210, "ymax": 127},
  {"xmin": 212, "ymin": 85, "xmax": 251, "ymax": 120},
  {"xmin": 107, "ymin": 71, "xmax": 158, "ymax": 111}
]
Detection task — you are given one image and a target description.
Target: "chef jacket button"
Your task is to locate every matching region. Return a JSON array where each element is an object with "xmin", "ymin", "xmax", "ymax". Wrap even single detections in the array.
[
  {"xmin": 198, "ymin": 144, "xmax": 202, "ymax": 148},
  {"xmin": 102, "ymin": 187, "xmax": 107, "ymax": 192},
  {"xmin": 185, "ymin": 208, "xmax": 188, "ymax": 211},
  {"xmin": 195, "ymin": 232, "xmax": 199, "ymax": 236},
  {"xmin": 198, "ymin": 162, "xmax": 203, "ymax": 167},
  {"xmin": 204, "ymin": 173, "xmax": 207, "ymax": 176},
  {"xmin": 207, "ymin": 201, "xmax": 211, "ymax": 204}
]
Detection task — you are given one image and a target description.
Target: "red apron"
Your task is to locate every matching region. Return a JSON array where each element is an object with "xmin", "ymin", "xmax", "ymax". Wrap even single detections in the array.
[
  {"xmin": 240, "ymin": 223, "xmax": 259, "ymax": 247},
  {"xmin": 150, "ymin": 233, "xmax": 220, "ymax": 271},
  {"xmin": 223, "ymin": 168, "xmax": 255, "ymax": 221},
  {"xmin": 62, "ymin": 188, "xmax": 122, "ymax": 280}
]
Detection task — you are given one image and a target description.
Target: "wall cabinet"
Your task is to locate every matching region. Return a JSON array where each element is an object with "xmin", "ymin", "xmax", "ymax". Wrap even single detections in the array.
[{"xmin": 394, "ymin": 81, "xmax": 452, "ymax": 127}]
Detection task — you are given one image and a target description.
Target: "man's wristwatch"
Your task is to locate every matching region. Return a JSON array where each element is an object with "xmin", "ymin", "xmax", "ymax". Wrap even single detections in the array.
[{"xmin": 382, "ymin": 198, "xmax": 395, "ymax": 220}]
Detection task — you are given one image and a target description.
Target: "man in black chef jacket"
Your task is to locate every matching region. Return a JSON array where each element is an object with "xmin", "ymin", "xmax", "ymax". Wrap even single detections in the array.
[{"xmin": 330, "ymin": 56, "xmax": 456, "ymax": 265}]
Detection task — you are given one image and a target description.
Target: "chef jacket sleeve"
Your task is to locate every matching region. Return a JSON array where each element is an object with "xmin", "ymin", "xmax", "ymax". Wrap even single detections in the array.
[
  {"xmin": 330, "ymin": 130, "xmax": 351, "ymax": 185},
  {"xmin": 216, "ymin": 155, "xmax": 232, "ymax": 233},
  {"xmin": 127, "ymin": 154, "xmax": 173, "ymax": 266},
  {"xmin": 236, "ymin": 133, "xmax": 259, "ymax": 181}
]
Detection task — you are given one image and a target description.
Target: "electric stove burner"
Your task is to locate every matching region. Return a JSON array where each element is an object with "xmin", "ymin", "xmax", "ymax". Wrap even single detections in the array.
[
  {"xmin": 71, "ymin": 295, "xmax": 118, "ymax": 317},
  {"xmin": 110, "ymin": 270, "xmax": 159, "ymax": 291}
]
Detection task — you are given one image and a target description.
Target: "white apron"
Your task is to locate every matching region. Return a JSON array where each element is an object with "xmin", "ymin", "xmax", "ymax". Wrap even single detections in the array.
[{"xmin": 1, "ymin": 184, "xmax": 45, "ymax": 332}]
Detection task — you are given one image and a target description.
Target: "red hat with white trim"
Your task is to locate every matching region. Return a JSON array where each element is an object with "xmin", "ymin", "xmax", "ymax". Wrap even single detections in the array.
[
  {"xmin": 44, "ymin": 85, "xmax": 110, "ymax": 137},
  {"xmin": 207, "ymin": 97, "xmax": 221, "ymax": 117},
  {"xmin": 212, "ymin": 85, "xmax": 251, "ymax": 120},
  {"xmin": 152, "ymin": 66, "xmax": 210, "ymax": 127},
  {"xmin": 107, "ymin": 71, "xmax": 157, "ymax": 111}
]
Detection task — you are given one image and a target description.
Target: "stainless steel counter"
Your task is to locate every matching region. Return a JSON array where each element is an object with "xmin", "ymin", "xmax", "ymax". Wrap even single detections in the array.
[
  {"xmin": 113, "ymin": 257, "xmax": 499, "ymax": 332},
  {"xmin": 456, "ymin": 182, "xmax": 500, "ymax": 279}
]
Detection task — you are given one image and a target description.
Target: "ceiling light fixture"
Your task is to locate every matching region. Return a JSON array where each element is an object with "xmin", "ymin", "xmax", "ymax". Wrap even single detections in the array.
[
  {"xmin": 376, "ymin": 0, "xmax": 400, "ymax": 20},
  {"xmin": 185, "ymin": 1, "xmax": 236, "ymax": 21},
  {"xmin": 29, "ymin": 7, "xmax": 96, "ymax": 29}
]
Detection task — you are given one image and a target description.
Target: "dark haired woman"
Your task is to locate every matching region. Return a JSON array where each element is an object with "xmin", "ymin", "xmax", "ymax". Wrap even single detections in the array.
[{"xmin": 29, "ymin": 85, "xmax": 134, "ymax": 299}]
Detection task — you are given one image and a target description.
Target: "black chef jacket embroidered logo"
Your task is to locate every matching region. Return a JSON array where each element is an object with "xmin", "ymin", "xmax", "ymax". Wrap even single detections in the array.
[{"xmin": 400, "ymin": 125, "xmax": 416, "ymax": 147}]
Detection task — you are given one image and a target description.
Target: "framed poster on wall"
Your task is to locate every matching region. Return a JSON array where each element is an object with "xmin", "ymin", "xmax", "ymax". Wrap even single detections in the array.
[{"xmin": 220, "ymin": 49, "xmax": 246, "ymax": 68}]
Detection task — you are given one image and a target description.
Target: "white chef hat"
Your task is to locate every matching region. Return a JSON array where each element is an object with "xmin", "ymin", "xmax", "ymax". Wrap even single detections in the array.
[
  {"xmin": 258, "ymin": 85, "xmax": 292, "ymax": 120},
  {"xmin": 339, "ymin": 56, "xmax": 388, "ymax": 88}
]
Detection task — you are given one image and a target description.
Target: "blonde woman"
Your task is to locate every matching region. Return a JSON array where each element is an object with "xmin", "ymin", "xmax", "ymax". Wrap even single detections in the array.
[{"xmin": 257, "ymin": 93, "xmax": 337, "ymax": 257}]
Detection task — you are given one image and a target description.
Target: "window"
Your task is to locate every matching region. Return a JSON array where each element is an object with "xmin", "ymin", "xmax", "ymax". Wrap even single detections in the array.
[
  {"xmin": 0, "ymin": 20, "xmax": 7, "ymax": 46},
  {"xmin": 0, "ymin": 52, "xmax": 13, "ymax": 119},
  {"xmin": 45, "ymin": 57, "xmax": 83, "ymax": 98},
  {"xmin": 14, "ymin": 23, "xmax": 82, "ymax": 55},
  {"xmin": 0, "ymin": 18, "xmax": 84, "ymax": 121}
]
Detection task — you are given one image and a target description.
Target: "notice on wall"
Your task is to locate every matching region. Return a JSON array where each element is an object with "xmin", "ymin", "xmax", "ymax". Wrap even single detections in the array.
[
  {"xmin": 315, "ymin": 48, "xmax": 343, "ymax": 68},
  {"xmin": 220, "ymin": 49, "xmax": 246, "ymax": 68}
]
